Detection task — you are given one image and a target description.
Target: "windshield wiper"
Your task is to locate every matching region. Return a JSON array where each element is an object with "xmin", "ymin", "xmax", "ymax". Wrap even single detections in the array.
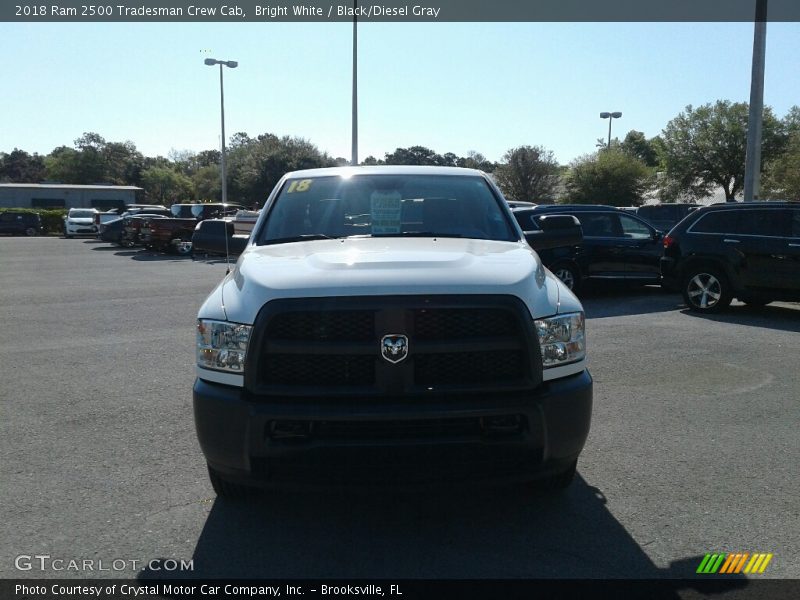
[
  {"xmin": 262, "ymin": 234, "xmax": 339, "ymax": 245},
  {"xmin": 373, "ymin": 231, "xmax": 464, "ymax": 238}
]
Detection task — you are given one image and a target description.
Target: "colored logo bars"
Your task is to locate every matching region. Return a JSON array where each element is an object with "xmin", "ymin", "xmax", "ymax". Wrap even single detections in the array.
[{"xmin": 697, "ymin": 552, "xmax": 774, "ymax": 574}]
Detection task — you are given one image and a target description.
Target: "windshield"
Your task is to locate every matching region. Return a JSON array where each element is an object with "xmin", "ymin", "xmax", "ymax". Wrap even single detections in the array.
[
  {"xmin": 258, "ymin": 174, "xmax": 516, "ymax": 244},
  {"xmin": 69, "ymin": 210, "xmax": 95, "ymax": 219},
  {"xmin": 170, "ymin": 205, "xmax": 195, "ymax": 218}
]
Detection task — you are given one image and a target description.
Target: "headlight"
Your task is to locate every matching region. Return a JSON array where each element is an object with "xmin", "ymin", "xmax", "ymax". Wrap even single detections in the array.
[
  {"xmin": 196, "ymin": 319, "xmax": 252, "ymax": 373},
  {"xmin": 534, "ymin": 312, "xmax": 585, "ymax": 368}
]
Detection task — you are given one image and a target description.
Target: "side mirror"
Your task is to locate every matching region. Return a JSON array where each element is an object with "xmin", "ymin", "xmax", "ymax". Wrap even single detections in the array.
[
  {"xmin": 192, "ymin": 219, "xmax": 248, "ymax": 256},
  {"xmin": 524, "ymin": 214, "xmax": 583, "ymax": 251}
]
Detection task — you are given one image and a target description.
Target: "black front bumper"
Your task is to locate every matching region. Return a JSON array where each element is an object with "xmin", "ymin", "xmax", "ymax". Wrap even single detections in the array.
[{"xmin": 194, "ymin": 370, "xmax": 593, "ymax": 487}]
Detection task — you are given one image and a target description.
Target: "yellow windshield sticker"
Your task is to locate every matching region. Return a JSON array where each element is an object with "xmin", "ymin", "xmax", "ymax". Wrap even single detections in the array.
[{"xmin": 286, "ymin": 179, "xmax": 313, "ymax": 193}]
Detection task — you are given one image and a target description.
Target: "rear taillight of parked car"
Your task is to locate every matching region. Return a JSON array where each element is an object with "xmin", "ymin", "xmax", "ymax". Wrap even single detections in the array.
[{"xmin": 663, "ymin": 234, "xmax": 676, "ymax": 249}]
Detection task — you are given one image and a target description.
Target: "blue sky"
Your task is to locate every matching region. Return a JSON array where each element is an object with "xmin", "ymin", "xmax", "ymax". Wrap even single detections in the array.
[{"xmin": 1, "ymin": 21, "xmax": 799, "ymax": 164}]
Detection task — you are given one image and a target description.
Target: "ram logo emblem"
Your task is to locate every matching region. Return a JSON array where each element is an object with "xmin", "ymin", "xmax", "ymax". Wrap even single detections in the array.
[{"xmin": 381, "ymin": 334, "xmax": 409, "ymax": 364}]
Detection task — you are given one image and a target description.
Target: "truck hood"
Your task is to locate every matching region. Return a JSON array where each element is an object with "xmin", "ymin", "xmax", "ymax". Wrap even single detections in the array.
[{"xmin": 209, "ymin": 237, "xmax": 580, "ymax": 324}]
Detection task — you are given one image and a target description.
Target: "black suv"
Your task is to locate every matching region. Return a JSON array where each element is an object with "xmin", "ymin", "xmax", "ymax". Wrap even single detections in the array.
[
  {"xmin": 661, "ymin": 202, "xmax": 800, "ymax": 312},
  {"xmin": 636, "ymin": 203, "xmax": 700, "ymax": 232},
  {"xmin": 512, "ymin": 205, "xmax": 663, "ymax": 292},
  {"xmin": 0, "ymin": 211, "xmax": 42, "ymax": 236}
]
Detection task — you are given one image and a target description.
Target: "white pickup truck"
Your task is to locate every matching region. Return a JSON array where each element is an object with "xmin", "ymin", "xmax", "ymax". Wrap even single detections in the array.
[{"xmin": 193, "ymin": 166, "xmax": 592, "ymax": 496}]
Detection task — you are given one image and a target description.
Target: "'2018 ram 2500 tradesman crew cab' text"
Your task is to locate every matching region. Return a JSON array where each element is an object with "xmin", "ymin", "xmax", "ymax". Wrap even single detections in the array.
[{"xmin": 193, "ymin": 166, "xmax": 592, "ymax": 495}]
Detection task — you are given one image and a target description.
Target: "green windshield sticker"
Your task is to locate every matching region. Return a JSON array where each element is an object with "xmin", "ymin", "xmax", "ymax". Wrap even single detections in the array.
[{"xmin": 370, "ymin": 192, "xmax": 402, "ymax": 234}]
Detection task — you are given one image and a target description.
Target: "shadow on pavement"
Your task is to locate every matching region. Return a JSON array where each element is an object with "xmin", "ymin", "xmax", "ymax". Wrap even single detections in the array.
[
  {"xmin": 579, "ymin": 285, "xmax": 684, "ymax": 319},
  {"xmin": 138, "ymin": 475, "xmax": 748, "ymax": 596},
  {"xmin": 680, "ymin": 302, "xmax": 800, "ymax": 333},
  {"xmin": 104, "ymin": 249, "xmax": 193, "ymax": 262},
  {"xmin": 191, "ymin": 254, "xmax": 234, "ymax": 265}
]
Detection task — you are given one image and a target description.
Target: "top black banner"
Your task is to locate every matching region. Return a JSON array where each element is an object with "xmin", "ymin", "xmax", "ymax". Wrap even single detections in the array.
[{"xmin": 3, "ymin": 0, "xmax": 800, "ymax": 22}]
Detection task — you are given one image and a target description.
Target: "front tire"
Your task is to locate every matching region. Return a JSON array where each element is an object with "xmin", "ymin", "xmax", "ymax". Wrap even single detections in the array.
[
  {"xmin": 208, "ymin": 466, "xmax": 255, "ymax": 499},
  {"xmin": 25, "ymin": 227, "xmax": 38, "ymax": 237},
  {"xmin": 682, "ymin": 267, "xmax": 732, "ymax": 313}
]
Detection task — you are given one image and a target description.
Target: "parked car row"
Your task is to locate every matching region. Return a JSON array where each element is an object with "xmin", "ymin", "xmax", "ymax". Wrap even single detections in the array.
[
  {"xmin": 60, "ymin": 193, "xmax": 800, "ymax": 316},
  {"xmin": 512, "ymin": 201, "xmax": 800, "ymax": 313},
  {"xmin": 88, "ymin": 202, "xmax": 253, "ymax": 255}
]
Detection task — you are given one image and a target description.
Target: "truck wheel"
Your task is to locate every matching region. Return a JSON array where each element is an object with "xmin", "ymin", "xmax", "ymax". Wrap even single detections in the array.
[
  {"xmin": 207, "ymin": 466, "xmax": 254, "ymax": 499},
  {"xmin": 120, "ymin": 237, "xmax": 136, "ymax": 248},
  {"xmin": 682, "ymin": 267, "xmax": 732, "ymax": 313},
  {"xmin": 174, "ymin": 238, "xmax": 193, "ymax": 256},
  {"xmin": 551, "ymin": 264, "xmax": 580, "ymax": 293},
  {"xmin": 25, "ymin": 227, "xmax": 38, "ymax": 237}
]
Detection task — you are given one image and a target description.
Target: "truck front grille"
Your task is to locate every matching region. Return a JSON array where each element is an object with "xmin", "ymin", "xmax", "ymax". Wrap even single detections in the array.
[{"xmin": 248, "ymin": 296, "xmax": 540, "ymax": 396}]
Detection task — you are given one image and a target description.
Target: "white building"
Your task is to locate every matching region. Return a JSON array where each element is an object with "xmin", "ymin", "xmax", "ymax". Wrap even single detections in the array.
[{"xmin": 0, "ymin": 184, "xmax": 143, "ymax": 210}]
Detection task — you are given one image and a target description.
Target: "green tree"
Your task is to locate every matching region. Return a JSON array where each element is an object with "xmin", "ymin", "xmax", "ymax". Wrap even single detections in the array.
[
  {"xmin": 566, "ymin": 150, "xmax": 652, "ymax": 206},
  {"xmin": 493, "ymin": 145, "xmax": 560, "ymax": 203},
  {"xmin": 783, "ymin": 105, "xmax": 800, "ymax": 135},
  {"xmin": 763, "ymin": 132, "xmax": 800, "ymax": 201},
  {"xmin": 659, "ymin": 101, "xmax": 783, "ymax": 202},
  {"xmin": 620, "ymin": 131, "xmax": 660, "ymax": 167},
  {"xmin": 456, "ymin": 150, "xmax": 495, "ymax": 173},
  {"xmin": 0, "ymin": 149, "xmax": 46, "ymax": 182},
  {"xmin": 383, "ymin": 146, "xmax": 445, "ymax": 165},
  {"xmin": 140, "ymin": 166, "xmax": 194, "ymax": 204},
  {"xmin": 191, "ymin": 165, "xmax": 222, "ymax": 202},
  {"xmin": 43, "ymin": 132, "xmax": 144, "ymax": 185},
  {"xmin": 71, "ymin": 132, "xmax": 108, "ymax": 183},
  {"xmin": 102, "ymin": 140, "xmax": 144, "ymax": 186},
  {"xmin": 44, "ymin": 146, "xmax": 83, "ymax": 183},
  {"xmin": 227, "ymin": 133, "xmax": 335, "ymax": 204}
]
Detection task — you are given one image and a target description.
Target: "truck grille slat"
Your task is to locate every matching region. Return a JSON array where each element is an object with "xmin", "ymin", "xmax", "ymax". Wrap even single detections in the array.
[
  {"xmin": 263, "ymin": 355, "xmax": 375, "ymax": 386},
  {"xmin": 413, "ymin": 308, "xmax": 517, "ymax": 340},
  {"xmin": 267, "ymin": 310, "xmax": 374, "ymax": 341},
  {"xmin": 415, "ymin": 350, "xmax": 525, "ymax": 385}
]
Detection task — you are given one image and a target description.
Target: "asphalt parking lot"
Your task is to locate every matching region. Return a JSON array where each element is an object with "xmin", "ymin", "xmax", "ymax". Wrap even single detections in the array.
[{"xmin": 1, "ymin": 237, "xmax": 798, "ymax": 583}]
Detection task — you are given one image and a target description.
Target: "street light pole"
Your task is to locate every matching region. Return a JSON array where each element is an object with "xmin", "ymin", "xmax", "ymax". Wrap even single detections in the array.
[
  {"xmin": 218, "ymin": 64, "xmax": 227, "ymax": 204},
  {"xmin": 351, "ymin": 5, "xmax": 358, "ymax": 166},
  {"xmin": 204, "ymin": 58, "xmax": 238, "ymax": 203},
  {"xmin": 600, "ymin": 112, "xmax": 622, "ymax": 150},
  {"xmin": 744, "ymin": 0, "xmax": 768, "ymax": 202}
]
